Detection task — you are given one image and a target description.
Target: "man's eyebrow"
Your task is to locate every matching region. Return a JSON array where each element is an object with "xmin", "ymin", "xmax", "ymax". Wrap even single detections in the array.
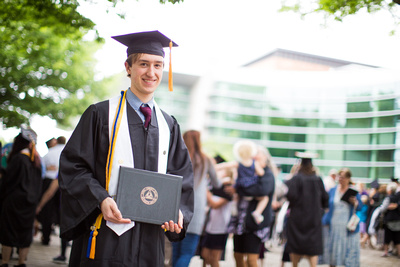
[{"xmin": 138, "ymin": 59, "xmax": 164, "ymax": 63}]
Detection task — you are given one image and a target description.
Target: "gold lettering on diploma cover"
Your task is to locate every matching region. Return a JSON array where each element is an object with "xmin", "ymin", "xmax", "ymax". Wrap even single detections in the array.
[{"xmin": 140, "ymin": 187, "xmax": 158, "ymax": 205}]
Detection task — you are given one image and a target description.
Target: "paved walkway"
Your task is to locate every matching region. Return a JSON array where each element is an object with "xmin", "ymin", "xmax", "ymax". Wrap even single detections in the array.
[
  {"xmin": 190, "ymin": 238, "xmax": 400, "ymax": 267},
  {"xmin": 6, "ymin": 230, "xmax": 399, "ymax": 266}
]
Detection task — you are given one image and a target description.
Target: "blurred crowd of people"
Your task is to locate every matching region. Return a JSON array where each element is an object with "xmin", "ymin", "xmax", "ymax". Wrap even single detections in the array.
[
  {"xmin": 0, "ymin": 126, "xmax": 67, "ymax": 267},
  {"xmin": 1, "ymin": 127, "xmax": 400, "ymax": 267},
  {"xmin": 271, "ymin": 162, "xmax": 400, "ymax": 267},
  {"xmin": 165, "ymin": 131, "xmax": 400, "ymax": 267},
  {"xmin": 163, "ymin": 131, "xmax": 400, "ymax": 267},
  {"xmin": 165, "ymin": 130, "xmax": 276, "ymax": 267}
]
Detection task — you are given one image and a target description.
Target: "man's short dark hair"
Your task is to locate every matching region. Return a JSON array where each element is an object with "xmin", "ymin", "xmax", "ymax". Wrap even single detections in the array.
[{"xmin": 57, "ymin": 136, "xmax": 66, "ymax": 145}]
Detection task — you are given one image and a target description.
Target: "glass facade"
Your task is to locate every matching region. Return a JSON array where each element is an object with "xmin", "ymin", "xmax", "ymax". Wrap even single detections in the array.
[
  {"xmin": 202, "ymin": 70, "xmax": 400, "ymax": 182},
  {"xmin": 156, "ymin": 59, "xmax": 400, "ymax": 183},
  {"xmin": 155, "ymin": 83, "xmax": 191, "ymax": 130}
]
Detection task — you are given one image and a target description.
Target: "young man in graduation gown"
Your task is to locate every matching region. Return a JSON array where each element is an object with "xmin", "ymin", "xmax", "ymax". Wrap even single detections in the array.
[{"xmin": 58, "ymin": 31, "xmax": 194, "ymax": 267}]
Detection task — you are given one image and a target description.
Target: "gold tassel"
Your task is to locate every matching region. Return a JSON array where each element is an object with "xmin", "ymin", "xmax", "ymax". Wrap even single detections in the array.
[
  {"xmin": 89, "ymin": 227, "xmax": 98, "ymax": 259},
  {"xmin": 30, "ymin": 141, "xmax": 35, "ymax": 162},
  {"xmin": 169, "ymin": 40, "xmax": 173, "ymax": 92},
  {"xmin": 88, "ymin": 214, "xmax": 103, "ymax": 259}
]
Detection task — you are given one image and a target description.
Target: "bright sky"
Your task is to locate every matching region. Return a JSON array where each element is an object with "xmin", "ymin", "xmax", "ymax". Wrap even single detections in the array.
[{"xmin": 78, "ymin": 0, "xmax": 400, "ymax": 78}]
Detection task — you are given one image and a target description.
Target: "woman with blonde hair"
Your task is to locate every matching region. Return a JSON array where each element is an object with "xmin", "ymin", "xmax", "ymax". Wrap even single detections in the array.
[{"xmin": 172, "ymin": 130, "xmax": 221, "ymax": 267}]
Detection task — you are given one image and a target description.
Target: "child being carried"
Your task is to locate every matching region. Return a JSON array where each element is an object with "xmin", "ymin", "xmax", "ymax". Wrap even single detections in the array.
[{"xmin": 218, "ymin": 140, "xmax": 268, "ymax": 225}]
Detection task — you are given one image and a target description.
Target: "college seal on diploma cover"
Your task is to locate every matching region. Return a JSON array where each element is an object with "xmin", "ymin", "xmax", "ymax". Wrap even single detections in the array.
[{"xmin": 140, "ymin": 187, "xmax": 158, "ymax": 205}]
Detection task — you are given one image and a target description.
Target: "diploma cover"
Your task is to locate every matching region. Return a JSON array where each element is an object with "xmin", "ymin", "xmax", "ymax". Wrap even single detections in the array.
[
  {"xmin": 340, "ymin": 188, "xmax": 358, "ymax": 204},
  {"xmin": 116, "ymin": 166, "xmax": 182, "ymax": 225}
]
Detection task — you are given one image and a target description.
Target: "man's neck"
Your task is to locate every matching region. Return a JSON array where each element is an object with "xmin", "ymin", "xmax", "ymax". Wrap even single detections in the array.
[
  {"xmin": 126, "ymin": 89, "xmax": 154, "ymax": 112},
  {"xmin": 129, "ymin": 87, "xmax": 154, "ymax": 103}
]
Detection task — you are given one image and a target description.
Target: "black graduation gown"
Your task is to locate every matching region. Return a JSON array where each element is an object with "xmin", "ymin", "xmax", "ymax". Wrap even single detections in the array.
[
  {"xmin": 286, "ymin": 173, "xmax": 329, "ymax": 256},
  {"xmin": 58, "ymin": 99, "xmax": 194, "ymax": 267},
  {"xmin": 0, "ymin": 153, "xmax": 42, "ymax": 247}
]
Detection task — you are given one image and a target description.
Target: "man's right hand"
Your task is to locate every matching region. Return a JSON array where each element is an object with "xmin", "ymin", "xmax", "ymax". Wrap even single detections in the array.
[{"xmin": 100, "ymin": 197, "xmax": 131, "ymax": 224}]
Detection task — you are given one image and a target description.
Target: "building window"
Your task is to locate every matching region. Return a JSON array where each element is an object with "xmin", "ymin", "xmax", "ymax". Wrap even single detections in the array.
[
  {"xmin": 349, "ymin": 167, "xmax": 370, "ymax": 179},
  {"xmin": 378, "ymin": 116, "xmax": 396, "ymax": 127},
  {"xmin": 345, "ymin": 134, "xmax": 370, "ymax": 145},
  {"xmin": 377, "ymin": 133, "xmax": 395, "ymax": 144},
  {"xmin": 344, "ymin": 150, "xmax": 370, "ymax": 161},
  {"xmin": 321, "ymin": 135, "xmax": 345, "ymax": 145},
  {"xmin": 323, "ymin": 119, "xmax": 345, "ymax": 128},
  {"xmin": 377, "ymin": 150, "xmax": 394, "ymax": 162},
  {"xmin": 376, "ymin": 99, "xmax": 395, "ymax": 111},
  {"xmin": 215, "ymin": 82, "xmax": 265, "ymax": 94},
  {"xmin": 375, "ymin": 167, "xmax": 394, "ymax": 179},
  {"xmin": 322, "ymin": 150, "xmax": 344, "ymax": 161},
  {"xmin": 346, "ymin": 118, "xmax": 372, "ymax": 128},
  {"xmin": 347, "ymin": 102, "xmax": 372, "ymax": 112}
]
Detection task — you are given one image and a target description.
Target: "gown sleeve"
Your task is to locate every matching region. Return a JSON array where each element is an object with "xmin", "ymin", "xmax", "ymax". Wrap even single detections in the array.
[
  {"xmin": 286, "ymin": 175, "xmax": 300, "ymax": 205},
  {"xmin": 164, "ymin": 116, "xmax": 194, "ymax": 242},
  {"xmin": 207, "ymin": 157, "xmax": 221, "ymax": 189},
  {"xmin": 59, "ymin": 103, "xmax": 110, "ymax": 240}
]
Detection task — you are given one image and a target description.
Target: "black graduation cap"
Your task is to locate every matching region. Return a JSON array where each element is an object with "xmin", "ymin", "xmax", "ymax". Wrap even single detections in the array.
[
  {"xmin": 370, "ymin": 179, "xmax": 379, "ymax": 189},
  {"xmin": 295, "ymin": 151, "xmax": 318, "ymax": 166},
  {"xmin": 295, "ymin": 151, "xmax": 318, "ymax": 159},
  {"xmin": 46, "ymin": 138, "xmax": 56, "ymax": 148},
  {"xmin": 20, "ymin": 124, "xmax": 37, "ymax": 161},
  {"xmin": 111, "ymin": 30, "xmax": 178, "ymax": 58},
  {"xmin": 214, "ymin": 154, "xmax": 226, "ymax": 164},
  {"xmin": 21, "ymin": 124, "xmax": 37, "ymax": 144}
]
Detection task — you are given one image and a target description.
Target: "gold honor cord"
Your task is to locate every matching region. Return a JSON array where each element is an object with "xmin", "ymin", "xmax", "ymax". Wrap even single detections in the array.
[
  {"xmin": 21, "ymin": 152, "xmax": 30, "ymax": 157},
  {"xmin": 87, "ymin": 90, "xmax": 127, "ymax": 259}
]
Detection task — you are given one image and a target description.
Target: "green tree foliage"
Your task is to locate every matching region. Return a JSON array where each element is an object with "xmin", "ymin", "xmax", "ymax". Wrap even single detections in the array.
[
  {"xmin": 280, "ymin": 0, "xmax": 400, "ymax": 23},
  {"xmin": 0, "ymin": 0, "xmax": 108, "ymax": 128},
  {"xmin": 0, "ymin": 0, "xmax": 184, "ymax": 129}
]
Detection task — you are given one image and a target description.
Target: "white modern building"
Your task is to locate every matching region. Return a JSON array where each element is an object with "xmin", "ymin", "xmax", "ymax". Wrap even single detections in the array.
[{"xmin": 157, "ymin": 49, "xmax": 400, "ymax": 182}]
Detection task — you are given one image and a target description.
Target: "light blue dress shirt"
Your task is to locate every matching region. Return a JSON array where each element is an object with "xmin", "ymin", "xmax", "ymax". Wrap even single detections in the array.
[{"xmin": 125, "ymin": 88, "xmax": 154, "ymax": 124}]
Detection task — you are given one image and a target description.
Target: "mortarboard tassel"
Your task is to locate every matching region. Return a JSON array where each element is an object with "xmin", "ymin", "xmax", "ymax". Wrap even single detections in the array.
[
  {"xmin": 30, "ymin": 141, "xmax": 35, "ymax": 161},
  {"xmin": 86, "ymin": 228, "xmax": 94, "ymax": 258},
  {"xmin": 87, "ymin": 214, "xmax": 103, "ymax": 259},
  {"xmin": 169, "ymin": 40, "xmax": 173, "ymax": 92}
]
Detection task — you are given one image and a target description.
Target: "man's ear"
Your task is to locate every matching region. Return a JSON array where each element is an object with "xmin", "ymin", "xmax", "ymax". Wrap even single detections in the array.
[{"xmin": 124, "ymin": 61, "xmax": 131, "ymax": 75}]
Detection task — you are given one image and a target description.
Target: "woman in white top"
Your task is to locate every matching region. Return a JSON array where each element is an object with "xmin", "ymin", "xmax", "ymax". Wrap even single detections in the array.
[{"xmin": 201, "ymin": 171, "xmax": 234, "ymax": 267}]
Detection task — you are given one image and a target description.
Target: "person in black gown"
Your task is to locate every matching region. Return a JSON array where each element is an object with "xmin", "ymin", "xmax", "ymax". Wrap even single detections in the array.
[
  {"xmin": 0, "ymin": 126, "xmax": 43, "ymax": 267},
  {"xmin": 58, "ymin": 31, "xmax": 194, "ymax": 267},
  {"xmin": 286, "ymin": 152, "xmax": 329, "ymax": 267}
]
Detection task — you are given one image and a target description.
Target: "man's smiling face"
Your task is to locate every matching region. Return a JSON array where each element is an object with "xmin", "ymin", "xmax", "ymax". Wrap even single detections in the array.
[{"xmin": 127, "ymin": 53, "xmax": 164, "ymax": 102}]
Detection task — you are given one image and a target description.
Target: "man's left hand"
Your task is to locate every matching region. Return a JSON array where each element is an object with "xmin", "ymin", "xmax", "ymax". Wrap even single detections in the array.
[{"xmin": 161, "ymin": 209, "xmax": 183, "ymax": 233}]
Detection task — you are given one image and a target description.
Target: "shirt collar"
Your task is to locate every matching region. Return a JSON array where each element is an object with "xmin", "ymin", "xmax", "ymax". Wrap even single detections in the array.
[{"xmin": 126, "ymin": 88, "xmax": 154, "ymax": 110}]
